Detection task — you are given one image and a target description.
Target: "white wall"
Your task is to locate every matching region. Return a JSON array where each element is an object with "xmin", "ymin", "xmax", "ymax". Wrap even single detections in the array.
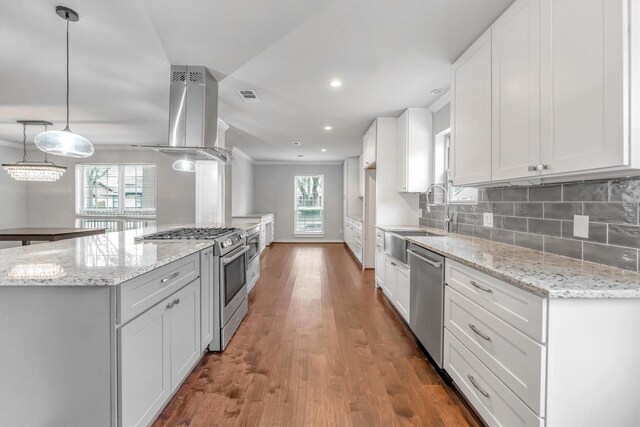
[
  {"xmin": 253, "ymin": 163, "xmax": 343, "ymax": 242},
  {"xmin": 0, "ymin": 145, "xmax": 29, "ymax": 249},
  {"xmin": 26, "ymin": 149, "xmax": 196, "ymax": 227},
  {"xmin": 229, "ymin": 147, "xmax": 254, "ymax": 216}
]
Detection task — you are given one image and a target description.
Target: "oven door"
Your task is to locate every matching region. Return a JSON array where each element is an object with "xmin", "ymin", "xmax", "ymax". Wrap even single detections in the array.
[
  {"xmin": 220, "ymin": 244, "xmax": 249, "ymax": 326},
  {"xmin": 247, "ymin": 231, "xmax": 260, "ymax": 262}
]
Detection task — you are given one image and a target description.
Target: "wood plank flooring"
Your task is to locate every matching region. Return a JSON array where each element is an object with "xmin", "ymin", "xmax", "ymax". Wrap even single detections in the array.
[{"xmin": 154, "ymin": 243, "xmax": 480, "ymax": 427}]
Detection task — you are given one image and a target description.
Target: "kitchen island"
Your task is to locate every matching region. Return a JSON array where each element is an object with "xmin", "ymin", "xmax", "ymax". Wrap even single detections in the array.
[{"xmin": 0, "ymin": 225, "xmax": 227, "ymax": 427}]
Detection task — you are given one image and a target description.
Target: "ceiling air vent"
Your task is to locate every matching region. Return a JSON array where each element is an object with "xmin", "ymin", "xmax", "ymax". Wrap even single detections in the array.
[{"xmin": 237, "ymin": 89, "xmax": 261, "ymax": 103}]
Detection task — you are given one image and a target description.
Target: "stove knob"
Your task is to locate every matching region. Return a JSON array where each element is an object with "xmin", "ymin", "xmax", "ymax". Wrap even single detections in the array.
[
  {"xmin": 222, "ymin": 239, "xmax": 233, "ymax": 248},
  {"xmin": 240, "ymin": 232, "xmax": 247, "ymax": 239}
]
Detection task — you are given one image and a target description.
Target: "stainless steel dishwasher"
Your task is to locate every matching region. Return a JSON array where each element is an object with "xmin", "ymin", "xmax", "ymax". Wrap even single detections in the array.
[{"xmin": 407, "ymin": 243, "xmax": 445, "ymax": 368}]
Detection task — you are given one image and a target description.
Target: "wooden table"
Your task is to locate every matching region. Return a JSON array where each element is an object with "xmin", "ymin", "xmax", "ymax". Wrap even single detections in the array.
[{"xmin": 0, "ymin": 227, "xmax": 106, "ymax": 246}]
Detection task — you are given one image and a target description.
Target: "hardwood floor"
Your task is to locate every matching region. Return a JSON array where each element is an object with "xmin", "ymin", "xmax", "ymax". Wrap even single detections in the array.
[{"xmin": 154, "ymin": 243, "xmax": 480, "ymax": 427}]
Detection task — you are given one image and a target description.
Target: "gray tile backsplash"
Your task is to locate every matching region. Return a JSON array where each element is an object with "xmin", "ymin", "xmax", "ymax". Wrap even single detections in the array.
[{"xmin": 420, "ymin": 177, "xmax": 640, "ymax": 272}]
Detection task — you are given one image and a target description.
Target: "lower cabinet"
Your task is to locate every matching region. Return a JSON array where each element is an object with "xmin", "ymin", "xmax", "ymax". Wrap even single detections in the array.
[
  {"xmin": 382, "ymin": 255, "xmax": 410, "ymax": 323},
  {"xmin": 200, "ymin": 249, "xmax": 214, "ymax": 352},
  {"xmin": 119, "ymin": 279, "xmax": 201, "ymax": 427},
  {"xmin": 374, "ymin": 230, "xmax": 385, "ymax": 286}
]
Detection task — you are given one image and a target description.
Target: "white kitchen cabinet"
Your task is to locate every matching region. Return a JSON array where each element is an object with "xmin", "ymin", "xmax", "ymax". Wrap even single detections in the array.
[
  {"xmin": 491, "ymin": 0, "xmax": 541, "ymax": 181},
  {"xmin": 451, "ymin": 29, "xmax": 493, "ymax": 186},
  {"xmin": 345, "ymin": 216, "xmax": 363, "ymax": 264},
  {"xmin": 200, "ymin": 249, "xmax": 214, "ymax": 352},
  {"xmin": 383, "ymin": 255, "xmax": 396, "ymax": 300},
  {"xmin": 362, "ymin": 121, "xmax": 377, "ymax": 168},
  {"xmin": 344, "ymin": 157, "xmax": 363, "ymax": 220},
  {"xmin": 169, "ymin": 280, "xmax": 201, "ymax": 390},
  {"xmin": 358, "ymin": 154, "xmax": 364, "ymax": 198},
  {"xmin": 539, "ymin": 0, "xmax": 627, "ymax": 175},
  {"xmin": 120, "ymin": 278, "xmax": 201, "ymax": 427},
  {"xmin": 396, "ymin": 108, "xmax": 431, "ymax": 192},
  {"xmin": 119, "ymin": 293, "xmax": 172, "ymax": 427},
  {"xmin": 395, "ymin": 263, "xmax": 410, "ymax": 322},
  {"xmin": 375, "ymin": 229, "xmax": 385, "ymax": 287}
]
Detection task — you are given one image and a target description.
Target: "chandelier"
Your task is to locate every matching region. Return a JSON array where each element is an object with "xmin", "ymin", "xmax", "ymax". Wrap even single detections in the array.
[{"xmin": 2, "ymin": 121, "xmax": 67, "ymax": 182}]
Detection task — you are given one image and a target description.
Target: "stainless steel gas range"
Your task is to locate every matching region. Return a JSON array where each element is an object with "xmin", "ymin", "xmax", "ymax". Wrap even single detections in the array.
[{"xmin": 139, "ymin": 227, "xmax": 249, "ymax": 351}]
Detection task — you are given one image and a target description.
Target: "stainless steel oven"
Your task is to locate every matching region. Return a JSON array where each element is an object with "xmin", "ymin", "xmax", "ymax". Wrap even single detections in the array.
[
  {"xmin": 220, "ymin": 243, "xmax": 248, "ymax": 325},
  {"xmin": 246, "ymin": 225, "xmax": 260, "ymax": 263}
]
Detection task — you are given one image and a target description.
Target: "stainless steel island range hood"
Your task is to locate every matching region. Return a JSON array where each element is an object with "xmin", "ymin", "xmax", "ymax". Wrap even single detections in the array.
[{"xmin": 134, "ymin": 65, "xmax": 229, "ymax": 162}]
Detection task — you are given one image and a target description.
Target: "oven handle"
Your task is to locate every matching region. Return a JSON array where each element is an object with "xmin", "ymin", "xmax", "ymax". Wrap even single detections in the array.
[{"xmin": 222, "ymin": 245, "xmax": 249, "ymax": 265}]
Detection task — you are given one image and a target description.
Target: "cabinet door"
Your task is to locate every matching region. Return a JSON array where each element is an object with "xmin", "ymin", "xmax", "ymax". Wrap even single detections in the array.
[
  {"xmin": 119, "ymin": 299, "xmax": 171, "ymax": 427},
  {"xmin": 397, "ymin": 110, "xmax": 408, "ymax": 192},
  {"xmin": 375, "ymin": 242, "xmax": 385, "ymax": 285},
  {"xmin": 358, "ymin": 154, "xmax": 364, "ymax": 198},
  {"xmin": 395, "ymin": 265, "xmax": 410, "ymax": 322},
  {"xmin": 539, "ymin": 0, "xmax": 627, "ymax": 174},
  {"xmin": 383, "ymin": 256, "xmax": 397, "ymax": 300},
  {"xmin": 200, "ymin": 249, "xmax": 214, "ymax": 352},
  {"xmin": 363, "ymin": 122, "xmax": 377, "ymax": 168},
  {"xmin": 451, "ymin": 29, "xmax": 493, "ymax": 186},
  {"xmin": 169, "ymin": 280, "xmax": 201, "ymax": 391},
  {"xmin": 492, "ymin": 0, "xmax": 541, "ymax": 181}
]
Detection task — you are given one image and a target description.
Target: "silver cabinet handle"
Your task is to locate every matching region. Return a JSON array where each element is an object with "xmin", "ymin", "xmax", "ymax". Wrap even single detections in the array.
[
  {"xmin": 407, "ymin": 250, "xmax": 442, "ymax": 268},
  {"xmin": 470, "ymin": 280, "xmax": 493, "ymax": 293},
  {"xmin": 528, "ymin": 164, "xmax": 549, "ymax": 172},
  {"xmin": 469, "ymin": 324, "xmax": 491, "ymax": 341},
  {"xmin": 391, "ymin": 262, "xmax": 397, "ymax": 267},
  {"xmin": 161, "ymin": 271, "xmax": 180, "ymax": 283},
  {"xmin": 166, "ymin": 298, "xmax": 180, "ymax": 309},
  {"xmin": 251, "ymin": 272, "xmax": 256, "ymax": 277},
  {"xmin": 467, "ymin": 374, "xmax": 490, "ymax": 398}
]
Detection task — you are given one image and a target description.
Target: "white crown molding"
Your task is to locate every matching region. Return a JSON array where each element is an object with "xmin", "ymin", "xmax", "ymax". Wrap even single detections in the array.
[
  {"xmin": 253, "ymin": 160, "xmax": 343, "ymax": 166},
  {"xmin": 229, "ymin": 146, "xmax": 254, "ymax": 163},
  {"xmin": 428, "ymin": 90, "xmax": 451, "ymax": 113}
]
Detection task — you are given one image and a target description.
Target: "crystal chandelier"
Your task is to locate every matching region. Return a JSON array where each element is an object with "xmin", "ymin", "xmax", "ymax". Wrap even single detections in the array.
[
  {"xmin": 2, "ymin": 121, "xmax": 67, "ymax": 182},
  {"xmin": 33, "ymin": 6, "xmax": 94, "ymax": 158}
]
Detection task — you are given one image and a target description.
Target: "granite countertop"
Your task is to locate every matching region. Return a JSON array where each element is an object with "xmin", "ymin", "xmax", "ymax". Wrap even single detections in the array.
[
  {"xmin": 229, "ymin": 218, "xmax": 262, "ymax": 230},
  {"xmin": 232, "ymin": 213, "xmax": 274, "ymax": 219},
  {"xmin": 0, "ymin": 223, "xmax": 250, "ymax": 287},
  {"xmin": 405, "ymin": 227, "xmax": 640, "ymax": 299},
  {"xmin": 376, "ymin": 224, "xmax": 438, "ymax": 233}
]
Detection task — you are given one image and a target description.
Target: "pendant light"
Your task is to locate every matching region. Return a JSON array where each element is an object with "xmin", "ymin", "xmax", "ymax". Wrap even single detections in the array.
[
  {"xmin": 34, "ymin": 6, "xmax": 94, "ymax": 158},
  {"xmin": 172, "ymin": 159, "xmax": 196, "ymax": 173},
  {"xmin": 2, "ymin": 121, "xmax": 67, "ymax": 182}
]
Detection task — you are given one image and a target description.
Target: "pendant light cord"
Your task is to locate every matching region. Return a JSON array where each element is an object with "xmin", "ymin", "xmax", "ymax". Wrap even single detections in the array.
[
  {"xmin": 65, "ymin": 16, "xmax": 70, "ymax": 129},
  {"xmin": 44, "ymin": 125, "xmax": 49, "ymax": 163}
]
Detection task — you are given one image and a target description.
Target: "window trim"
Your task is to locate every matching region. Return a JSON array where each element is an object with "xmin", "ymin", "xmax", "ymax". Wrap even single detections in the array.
[
  {"xmin": 436, "ymin": 129, "xmax": 478, "ymax": 205},
  {"xmin": 293, "ymin": 174, "xmax": 325, "ymax": 236},
  {"xmin": 75, "ymin": 163, "xmax": 157, "ymax": 218}
]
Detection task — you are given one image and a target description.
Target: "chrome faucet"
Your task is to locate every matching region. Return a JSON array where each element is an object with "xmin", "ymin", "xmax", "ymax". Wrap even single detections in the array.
[{"xmin": 425, "ymin": 184, "xmax": 454, "ymax": 232}]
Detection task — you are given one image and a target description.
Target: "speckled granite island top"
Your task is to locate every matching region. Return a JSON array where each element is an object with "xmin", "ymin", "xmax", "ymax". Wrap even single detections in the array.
[
  {"xmin": 0, "ymin": 225, "xmax": 221, "ymax": 287},
  {"xmin": 405, "ymin": 228, "xmax": 640, "ymax": 299}
]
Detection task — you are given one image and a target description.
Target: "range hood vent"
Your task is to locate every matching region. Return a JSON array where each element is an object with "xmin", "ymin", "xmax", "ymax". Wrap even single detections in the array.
[
  {"xmin": 237, "ymin": 89, "xmax": 261, "ymax": 103},
  {"xmin": 134, "ymin": 65, "xmax": 230, "ymax": 162}
]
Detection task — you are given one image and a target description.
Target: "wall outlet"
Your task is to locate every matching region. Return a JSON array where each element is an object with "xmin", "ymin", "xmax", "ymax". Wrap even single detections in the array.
[
  {"xmin": 573, "ymin": 215, "xmax": 589, "ymax": 238},
  {"xmin": 418, "ymin": 208, "xmax": 423, "ymax": 217},
  {"xmin": 483, "ymin": 212, "xmax": 494, "ymax": 228}
]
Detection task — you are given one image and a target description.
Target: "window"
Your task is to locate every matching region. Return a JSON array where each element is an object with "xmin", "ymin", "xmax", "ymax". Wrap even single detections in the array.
[
  {"xmin": 294, "ymin": 175, "xmax": 324, "ymax": 235},
  {"xmin": 433, "ymin": 130, "xmax": 478, "ymax": 204},
  {"xmin": 75, "ymin": 164, "xmax": 156, "ymax": 231}
]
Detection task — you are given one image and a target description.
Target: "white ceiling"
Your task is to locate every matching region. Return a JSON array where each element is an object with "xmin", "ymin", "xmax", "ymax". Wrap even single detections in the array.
[{"xmin": 0, "ymin": 0, "xmax": 513, "ymax": 162}]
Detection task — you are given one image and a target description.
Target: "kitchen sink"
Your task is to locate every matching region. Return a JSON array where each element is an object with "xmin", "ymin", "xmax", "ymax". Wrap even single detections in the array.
[{"xmin": 384, "ymin": 230, "xmax": 444, "ymax": 264}]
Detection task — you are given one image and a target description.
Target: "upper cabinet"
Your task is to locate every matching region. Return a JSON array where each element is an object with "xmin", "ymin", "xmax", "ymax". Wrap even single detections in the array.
[
  {"xmin": 452, "ymin": 0, "xmax": 636, "ymax": 186},
  {"xmin": 397, "ymin": 108, "xmax": 432, "ymax": 192},
  {"xmin": 491, "ymin": 0, "xmax": 541, "ymax": 181},
  {"xmin": 451, "ymin": 30, "xmax": 493, "ymax": 186},
  {"xmin": 363, "ymin": 121, "xmax": 377, "ymax": 168},
  {"xmin": 539, "ymin": 0, "xmax": 627, "ymax": 174},
  {"xmin": 358, "ymin": 154, "xmax": 365, "ymax": 198}
]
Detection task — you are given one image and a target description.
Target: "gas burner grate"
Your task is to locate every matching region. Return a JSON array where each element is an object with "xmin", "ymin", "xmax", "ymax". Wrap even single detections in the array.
[{"xmin": 141, "ymin": 227, "xmax": 239, "ymax": 240}]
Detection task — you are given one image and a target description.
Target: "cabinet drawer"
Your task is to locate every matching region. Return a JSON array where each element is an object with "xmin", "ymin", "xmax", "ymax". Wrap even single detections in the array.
[
  {"xmin": 118, "ymin": 253, "xmax": 200, "ymax": 324},
  {"xmin": 353, "ymin": 220, "xmax": 363, "ymax": 232},
  {"xmin": 247, "ymin": 257, "xmax": 260, "ymax": 286},
  {"xmin": 444, "ymin": 329, "xmax": 543, "ymax": 427},
  {"xmin": 445, "ymin": 287, "xmax": 546, "ymax": 416},
  {"xmin": 445, "ymin": 260, "xmax": 546, "ymax": 342}
]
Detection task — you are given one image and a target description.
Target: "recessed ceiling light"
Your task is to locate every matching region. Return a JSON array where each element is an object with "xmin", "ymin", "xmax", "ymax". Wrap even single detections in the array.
[
  {"xmin": 431, "ymin": 88, "xmax": 445, "ymax": 95},
  {"xmin": 292, "ymin": 141, "xmax": 301, "ymax": 146},
  {"xmin": 298, "ymin": 154, "xmax": 304, "ymax": 158},
  {"xmin": 330, "ymin": 80, "xmax": 342, "ymax": 88},
  {"xmin": 321, "ymin": 148, "xmax": 327, "ymax": 152},
  {"xmin": 324, "ymin": 125, "xmax": 332, "ymax": 131}
]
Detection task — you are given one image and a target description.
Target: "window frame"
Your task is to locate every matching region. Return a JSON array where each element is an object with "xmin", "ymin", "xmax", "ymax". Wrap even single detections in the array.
[
  {"xmin": 293, "ymin": 174, "xmax": 325, "ymax": 236},
  {"xmin": 75, "ymin": 163, "xmax": 157, "ymax": 219},
  {"xmin": 434, "ymin": 129, "xmax": 478, "ymax": 205}
]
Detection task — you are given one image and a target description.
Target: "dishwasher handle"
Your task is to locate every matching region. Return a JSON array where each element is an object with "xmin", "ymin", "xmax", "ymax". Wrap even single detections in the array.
[{"xmin": 407, "ymin": 249, "xmax": 442, "ymax": 269}]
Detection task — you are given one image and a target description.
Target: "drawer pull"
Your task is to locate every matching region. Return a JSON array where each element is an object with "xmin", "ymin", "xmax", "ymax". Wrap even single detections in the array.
[
  {"xmin": 161, "ymin": 271, "xmax": 180, "ymax": 283},
  {"xmin": 467, "ymin": 374, "xmax": 490, "ymax": 398},
  {"xmin": 469, "ymin": 323, "xmax": 492, "ymax": 341},
  {"xmin": 166, "ymin": 298, "xmax": 180, "ymax": 309},
  {"xmin": 470, "ymin": 280, "xmax": 493, "ymax": 293}
]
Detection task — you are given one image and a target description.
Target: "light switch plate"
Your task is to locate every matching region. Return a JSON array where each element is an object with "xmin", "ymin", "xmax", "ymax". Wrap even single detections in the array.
[
  {"xmin": 573, "ymin": 215, "xmax": 589, "ymax": 238},
  {"xmin": 483, "ymin": 213, "xmax": 494, "ymax": 228}
]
